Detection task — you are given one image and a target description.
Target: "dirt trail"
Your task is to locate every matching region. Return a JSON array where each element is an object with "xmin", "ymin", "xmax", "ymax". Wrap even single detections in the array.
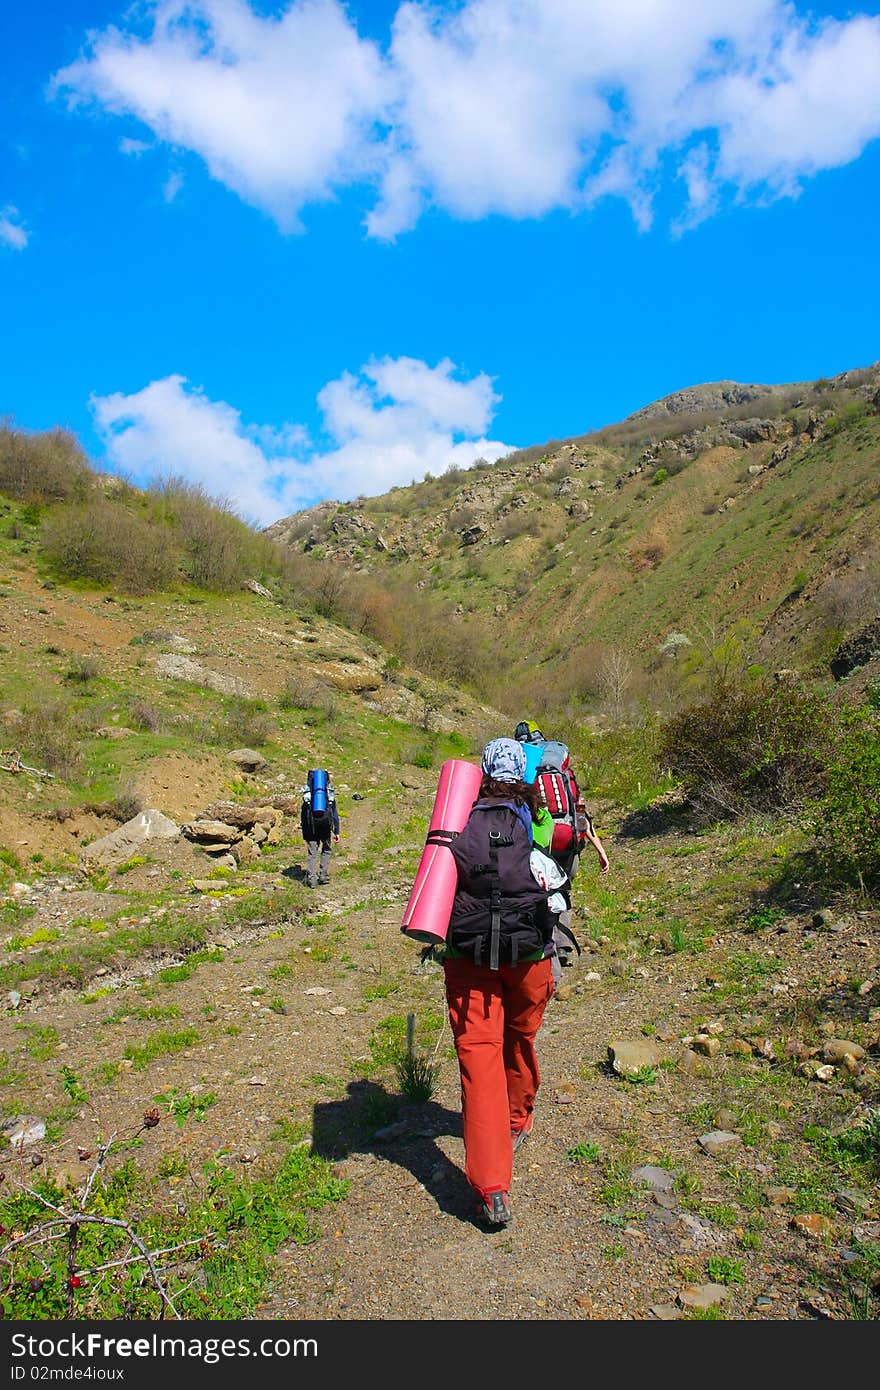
[{"xmin": 2, "ymin": 787, "xmax": 877, "ymax": 1323}]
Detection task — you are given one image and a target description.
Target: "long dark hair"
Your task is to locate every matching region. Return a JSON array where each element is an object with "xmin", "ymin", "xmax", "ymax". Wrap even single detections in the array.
[{"xmin": 479, "ymin": 775, "xmax": 542, "ymax": 820}]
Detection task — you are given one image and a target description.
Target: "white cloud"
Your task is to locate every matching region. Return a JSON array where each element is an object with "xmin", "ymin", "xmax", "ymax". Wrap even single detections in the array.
[
  {"xmin": 90, "ymin": 358, "xmax": 514, "ymax": 526},
  {"xmin": 0, "ymin": 206, "xmax": 28, "ymax": 250},
  {"xmin": 53, "ymin": 1, "xmax": 880, "ymax": 237},
  {"xmin": 119, "ymin": 136, "xmax": 152, "ymax": 156},
  {"xmin": 705, "ymin": 16, "xmax": 880, "ymax": 191},
  {"xmin": 672, "ymin": 145, "xmax": 720, "ymax": 235},
  {"xmin": 163, "ymin": 170, "xmax": 184, "ymax": 202},
  {"xmin": 54, "ymin": 0, "xmax": 389, "ymax": 231}
]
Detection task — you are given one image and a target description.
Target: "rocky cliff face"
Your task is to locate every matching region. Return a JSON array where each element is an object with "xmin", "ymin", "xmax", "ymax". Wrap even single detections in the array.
[{"xmin": 624, "ymin": 379, "xmax": 796, "ymax": 423}]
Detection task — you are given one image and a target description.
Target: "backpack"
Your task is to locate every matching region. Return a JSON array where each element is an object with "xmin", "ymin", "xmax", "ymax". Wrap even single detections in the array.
[
  {"xmin": 447, "ymin": 801, "xmax": 554, "ymax": 970},
  {"xmin": 534, "ymin": 742, "xmax": 589, "ymax": 876},
  {"xmin": 529, "ymin": 847, "xmax": 581, "ymax": 967},
  {"xmin": 303, "ymin": 770, "xmax": 334, "ymax": 837}
]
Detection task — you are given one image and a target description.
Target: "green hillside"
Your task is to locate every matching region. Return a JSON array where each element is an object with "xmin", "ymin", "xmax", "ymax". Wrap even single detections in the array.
[{"xmin": 267, "ymin": 362, "xmax": 880, "ymax": 716}]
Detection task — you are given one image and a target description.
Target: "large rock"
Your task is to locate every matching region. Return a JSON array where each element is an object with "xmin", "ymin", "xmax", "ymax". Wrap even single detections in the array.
[
  {"xmin": 829, "ymin": 617, "xmax": 880, "ymax": 680},
  {"xmin": 79, "ymin": 809, "xmax": 180, "ymax": 866},
  {"xmin": 3, "ymin": 1115, "xmax": 46, "ymax": 1149},
  {"xmin": 182, "ymin": 819, "xmax": 241, "ymax": 844},
  {"xmin": 607, "ymin": 1040, "xmax": 665, "ymax": 1076},
  {"xmin": 226, "ymin": 748, "xmax": 267, "ymax": 772},
  {"xmin": 243, "ymin": 579, "xmax": 273, "ymax": 599},
  {"xmin": 697, "ymin": 1130, "xmax": 743, "ymax": 1157}
]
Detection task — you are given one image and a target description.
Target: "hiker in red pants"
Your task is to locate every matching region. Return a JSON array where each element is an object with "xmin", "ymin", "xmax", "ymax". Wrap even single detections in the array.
[{"xmin": 444, "ymin": 737, "xmax": 557, "ymax": 1227}]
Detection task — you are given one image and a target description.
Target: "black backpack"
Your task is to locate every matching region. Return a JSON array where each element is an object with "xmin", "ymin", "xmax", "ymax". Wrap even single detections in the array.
[
  {"xmin": 447, "ymin": 801, "xmax": 553, "ymax": 970},
  {"xmin": 302, "ymin": 778, "xmax": 334, "ymax": 839}
]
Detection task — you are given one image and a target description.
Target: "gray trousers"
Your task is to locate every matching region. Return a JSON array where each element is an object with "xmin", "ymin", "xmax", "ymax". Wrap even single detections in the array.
[
  {"xmin": 551, "ymin": 907, "xmax": 576, "ymax": 984},
  {"xmin": 306, "ymin": 840, "xmax": 332, "ymax": 882}
]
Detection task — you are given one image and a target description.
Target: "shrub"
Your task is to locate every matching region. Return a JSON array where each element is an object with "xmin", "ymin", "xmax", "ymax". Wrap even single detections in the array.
[
  {"xmin": 446, "ymin": 504, "xmax": 479, "ymax": 532},
  {"xmin": 63, "ymin": 655, "xmax": 100, "ymax": 684},
  {"xmin": 108, "ymin": 782, "xmax": 145, "ymax": 822},
  {"xmin": 8, "ymin": 701, "xmax": 83, "ymax": 779},
  {"xmin": 824, "ymin": 401, "xmax": 869, "ymax": 436},
  {"xmin": 0, "ymin": 424, "xmax": 92, "ymax": 504},
  {"xmin": 128, "ymin": 700, "xmax": 162, "ymax": 732},
  {"xmin": 395, "ymin": 1051, "xmax": 440, "ymax": 1102},
  {"xmin": 498, "ymin": 509, "xmax": 541, "ymax": 541},
  {"xmin": 217, "ymin": 698, "xmax": 276, "ymax": 747},
  {"xmin": 279, "ymin": 672, "xmax": 335, "ymax": 712},
  {"xmin": 661, "ymin": 676, "xmax": 830, "ymax": 821},
  {"xmin": 150, "ymin": 478, "xmax": 275, "ymax": 592},
  {"xmin": 41, "ymin": 499, "xmax": 179, "ymax": 594},
  {"xmin": 807, "ymin": 704, "xmax": 880, "ymax": 890}
]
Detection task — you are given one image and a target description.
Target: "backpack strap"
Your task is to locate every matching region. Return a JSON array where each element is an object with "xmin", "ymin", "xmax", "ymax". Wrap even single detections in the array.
[
  {"xmin": 554, "ymin": 917, "xmax": 581, "ymax": 957},
  {"xmin": 488, "ymin": 829, "xmax": 505, "ymax": 970},
  {"xmin": 425, "ymin": 828, "xmax": 459, "ymax": 848},
  {"xmin": 470, "ymin": 822, "xmax": 515, "ymax": 970}
]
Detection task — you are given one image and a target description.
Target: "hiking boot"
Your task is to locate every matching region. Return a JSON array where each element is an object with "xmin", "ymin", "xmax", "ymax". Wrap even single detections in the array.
[
  {"xmin": 511, "ymin": 1118, "xmax": 533, "ymax": 1153},
  {"xmin": 317, "ymin": 875, "xmax": 329, "ymax": 885},
  {"xmin": 306, "ymin": 876, "xmax": 317, "ymax": 889},
  {"xmin": 479, "ymin": 1190, "xmax": 512, "ymax": 1226}
]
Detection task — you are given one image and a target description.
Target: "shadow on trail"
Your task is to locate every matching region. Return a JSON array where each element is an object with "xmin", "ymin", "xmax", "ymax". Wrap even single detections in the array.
[
  {"xmin": 310, "ymin": 1078, "xmax": 481, "ymax": 1227},
  {"xmin": 615, "ymin": 802, "xmax": 693, "ymax": 839}
]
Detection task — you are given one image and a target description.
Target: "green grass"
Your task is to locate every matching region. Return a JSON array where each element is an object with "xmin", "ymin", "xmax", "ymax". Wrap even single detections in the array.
[
  {"xmin": 0, "ymin": 1050, "xmax": 25, "ymax": 1089},
  {"xmin": 156, "ymin": 1154, "xmax": 190, "ymax": 1178},
  {"xmin": 362, "ymin": 981, "xmax": 400, "ymax": 1001},
  {"xmin": 58, "ymin": 1065, "xmax": 89, "ymax": 1104},
  {"xmin": 7, "ymin": 925, "xmax": 59, "ymax": 949},
  {"xmin": 154, "ymin": 949, "xmax": 224, "ymax": 985},
  {"xmin": 15, "ymin": 1024, "xmax": 59, "ymax": 1060},
  {"xmin": 0, "ymin": 914, "xmax": 212, "ymax": 992},
  {"xmin": 622, "ymin": 1065, "xmax": 657, "ymax": 1086},
  {"xmin": 101, "ymin": 1003, "xmax": 182, "ymax": 1027},
  {"xmin": 695, "ymin": 1202, "xmax": 739, "ymax": 1228},
  {"xmin": 123, "ymin": 1028, "xmax": 201, "ymax": 1071},
  {"xmin": 395, "ymin": 1050, "xmax": 440, "ymax": 1102}
]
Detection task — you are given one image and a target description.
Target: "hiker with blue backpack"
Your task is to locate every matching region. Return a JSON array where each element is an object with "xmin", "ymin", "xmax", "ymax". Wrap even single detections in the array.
[
  {"xmin": 443, "ymin": 737, "xmax": 560, "ymax": 1228},
  {"xmin": 515, "ymin": 720, "xmax": 610, "ymax": 986},
  {"xmin": 300, "ymin": 769, "xmax": 340, "ymax": 888}
]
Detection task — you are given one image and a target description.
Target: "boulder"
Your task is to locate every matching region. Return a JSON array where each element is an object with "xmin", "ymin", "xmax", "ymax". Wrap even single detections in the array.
[
  {"xmin": 226, "ymin": 748, "xmax": 267, "ymax": 772},
  {"xmin": 79, "ymin": 809, "xmax": 179, "ymax": 867},
  {"xmin": 607, "ymin": 1040, "xmax": 664, "ymax": 1076}
]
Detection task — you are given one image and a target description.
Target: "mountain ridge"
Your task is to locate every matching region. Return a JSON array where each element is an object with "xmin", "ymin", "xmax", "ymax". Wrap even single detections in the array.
[{"xmin": 265, "ymin": 360, "xmax": 880, "ymax": 715}]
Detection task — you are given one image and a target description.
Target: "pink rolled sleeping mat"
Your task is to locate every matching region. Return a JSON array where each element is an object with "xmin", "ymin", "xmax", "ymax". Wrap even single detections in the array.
[{"xmin": 401, "ymin": 758, "xmax": 483, "ymax": 944}]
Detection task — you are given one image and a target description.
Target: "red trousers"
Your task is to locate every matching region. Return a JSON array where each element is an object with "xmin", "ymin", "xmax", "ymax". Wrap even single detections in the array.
[{"xmin": 443, "ymin": 954, "xmax": 554, "ymax": 1200}]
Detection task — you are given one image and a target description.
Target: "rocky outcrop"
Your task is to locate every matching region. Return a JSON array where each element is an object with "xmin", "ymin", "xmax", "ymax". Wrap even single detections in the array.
[
  {"xmin": 625, "ymin": 379, "xmax": 803, "ymax": 424},
  {"xmin": 243, "ymin": 579, "xmax": 273, "ymax": 599},
  {"xmin": 182, "ymin": 803, "xmax": 284, "ymax": 864},
  {"xmin": 830, "ymin": 617, "xmax": 880, "ymax": 680},
  {"xmin": 156, "ymin": 654, "xmax": 252, "ymax": 698}
]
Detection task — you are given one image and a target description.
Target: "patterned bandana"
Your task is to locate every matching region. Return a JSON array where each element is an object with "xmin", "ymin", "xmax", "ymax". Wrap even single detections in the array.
[{"xmin": 481, "ymin": 737, "xmax": 526, "ymax": 783}]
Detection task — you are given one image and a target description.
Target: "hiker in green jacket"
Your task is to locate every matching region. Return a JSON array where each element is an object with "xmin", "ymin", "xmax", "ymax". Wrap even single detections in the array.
[{"xmin": 516, "ymin": 722, "xmax": 610, "ymax": 984}]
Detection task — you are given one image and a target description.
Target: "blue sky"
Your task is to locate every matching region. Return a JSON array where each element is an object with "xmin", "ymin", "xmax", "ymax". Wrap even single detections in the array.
[{"xmin": 2, "ymin": 0, "xmax": 879, "ymax": 526}]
